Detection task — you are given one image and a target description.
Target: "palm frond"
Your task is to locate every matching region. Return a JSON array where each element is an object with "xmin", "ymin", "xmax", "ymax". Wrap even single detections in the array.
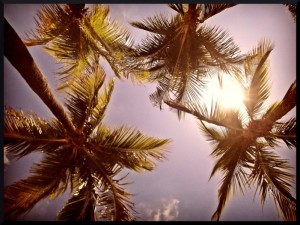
[
  {"xmin": 87, "ymin": 5, "xmax": 133, "ymax": 50},
  {"xmin": 44, "ymin": 21, "xmax": 99, "ymax": 87},
  {"xmin": 168, "ymin": 4, "xmax": 185, "ymax": 15},
  {"xmin": 83, "ymin": 5, "xmax": 135, "ymax": 80},
  {"xmin": 4, "ymin": 107, "xmax": 67, "ymax": 158},
  {"xmin": 131, "ymin": 15, "xmax": 181, "ymax": 64},
  {"xmin": 198, "ymin": 25, "xmax": 244, "ymax": 74},
  {"xmin": 88, "ymin": 161, "xmax": 136, "ymax": 221},
  {"xmin": 204, "ymin": 98, "xmax": 244, "ymax": 131},
  {"xmin": 149, "ymin": 74, "xmax": 170, "ymax": 109},
  {"xmin": 243, "ymin": 39, "xmax": 274, "ymax": 119},
  {"xmin": 23, "ymin": 4, "xmax": 72, "ymax": 46},
  {"xmin": 65, "ymin": 64, "xmax": 106, "ymax": 129},
  {"xmin": 198, "ymin": 4, "xmax": 237, "ymax": 23},
  {"xmin": 87, "ymin": 78, "xmax": 115, "ymax": 135},
  {"xmin": 4, "ymin": 150, "xmax": 71, "ymax": 220},
  {"xmin": 131, "ymin": 14, "xmax": 178, "ymax": 35},
  {"xmin": 198, "ymin": 112, "xmax": 254, "ymax": 221},
  {"xmin": 210, "ymin": 137, "xmax": 254, "ymax": 221},
  {"xmin": 247, "ymin": 147, "xmax": 296, "ymax": 221},
  {"xmin": 270, "ymin": 118, "xmax": 296, "ymax": 149},
  {"xmin": 167, "ymin": 71, "xmax": 208, "ymax": 119},
  {"xmin": 57, "ymin": 178, "xmax": 97, "ymax": 221},
  {"xmin": 89, "ymin": 125, "xmax": 170, "ymax": 172},
  {"xmin": 24, "ymin": 4, "xmax": 98, "ymax": 88},
  {"xmin": 25, "ymin": 4, "xmax": 135, "ymax": 88},
  {"xmin": 199, "ymin": 120, "xmax": 229, "ymax": 150}
]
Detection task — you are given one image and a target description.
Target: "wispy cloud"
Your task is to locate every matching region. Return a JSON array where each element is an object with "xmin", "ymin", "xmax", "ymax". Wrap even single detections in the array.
[{"xmin": 137, "ymin": 197, "xmax": 180, "ymax": 221}]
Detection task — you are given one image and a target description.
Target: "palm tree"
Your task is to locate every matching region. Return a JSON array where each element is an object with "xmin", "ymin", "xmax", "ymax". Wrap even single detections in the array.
[
  {"xmin": 164, "ymin": 40, "xmax": 296, "ymax": 221},
  {"xmin": 23, "ymin": 4, "xmax": 139, "ymax": 90},
  {"xmin": 4, "ymin": 18, "xmax": 170, "ymax": 221},
  {"xmin": 130, "ymin": 4, "xmax": 243, "ymax": 111}
]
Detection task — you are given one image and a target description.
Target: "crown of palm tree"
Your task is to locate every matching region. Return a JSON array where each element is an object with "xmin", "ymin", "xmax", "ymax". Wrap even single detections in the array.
[
  {"xmin": 4, "ymin": 60, "xmax": 170, "ymax": 221},
  {"xmin": 23, "ymin": 4, "xmax": 137, "ymax": 90},
  {"xmin": 130, "ymin": 4, "xmax": 243, "ymax": 112},
  {"xmin": 165, "ymin": 39, "xmax": 296, "ymax": 221}
]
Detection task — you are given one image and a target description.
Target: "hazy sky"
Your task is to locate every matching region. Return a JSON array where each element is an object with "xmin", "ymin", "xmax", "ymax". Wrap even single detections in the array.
[{"xmin": 3, "ymin": 4, "xmax": 296, "ymax": 221}]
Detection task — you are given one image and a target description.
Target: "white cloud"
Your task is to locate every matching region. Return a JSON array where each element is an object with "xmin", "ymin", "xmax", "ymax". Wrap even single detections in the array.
[
  {"xmin": 153, "ymin": 209, "xmax": 162, "ymax": 221},
  {"xmin": 137, "ymin": 197, "xmax": 180, "ymax": 221},
  {"xmin": 162, "ymin": 198, "xmax": 180, "ymax": 221}
]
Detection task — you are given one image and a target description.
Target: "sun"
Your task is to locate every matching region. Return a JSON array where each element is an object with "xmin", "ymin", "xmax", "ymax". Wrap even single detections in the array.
[{"xmin": 203, "ymin": 75, "xmax": 245, "ymax": 110}]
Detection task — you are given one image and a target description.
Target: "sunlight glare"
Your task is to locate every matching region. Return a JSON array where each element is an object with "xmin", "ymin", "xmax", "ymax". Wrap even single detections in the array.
[{"xmin": 203, "ymin": 75, "xmax": 244, "ymax": 110}]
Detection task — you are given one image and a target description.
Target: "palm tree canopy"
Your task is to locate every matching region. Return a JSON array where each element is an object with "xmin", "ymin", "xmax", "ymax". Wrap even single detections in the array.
[
  {"xmin": 201, "ymin": 40, "xmax": 296, "ymax": 221},
  {"xmin": 24, "ymin": 4, "xmax": 136, "ymax": 90},
  {"xmin": 4, "ymin": 63, "xmax": 171, "ymax": 221},
  {"xmin": 164, "ymin": 40, "xmax": 296, "ymax": 221},
  {"xmin": 131, "ymin": 3, "xmax": 243, "ymax": 109}
]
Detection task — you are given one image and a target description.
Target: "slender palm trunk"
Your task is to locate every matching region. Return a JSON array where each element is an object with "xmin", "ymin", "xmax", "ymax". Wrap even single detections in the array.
[
  {"xmin": 262, "ymin": 80, "xmax": 296, "ymax": 127},
  {"xmin": 4, "ymin": 18, "xmax": 78, "ymax": 137}
]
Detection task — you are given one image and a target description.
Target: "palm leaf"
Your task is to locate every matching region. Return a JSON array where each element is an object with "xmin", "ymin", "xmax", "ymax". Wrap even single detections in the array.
[
  {"xmin": 198, "ymin": 25, "xmax": 244, "ymax": 74},
  {"xmin": 4, "ymin": 150, "xmax": 72, "ymax": 220},
  {"xmin": 198, "ymin": 4, "xmax": 237, "ymax": 23},
  {"xmin": 45, "ymin": 21, "xmax": 98, "ymax": 87},
  {"xmin": 168, "ymin": 4, "xmax": 185, "ymax": 15},
  {"xmin": 87, "ymin": 160, "xmax": 136, "ymax": 221},
  {"xmin": 4, "ymin": 107, "xmax": 67, "ymax": 158},
  {"xmin": 65, "ymin": 64, "xmax": 106, "ymax": 129},
  {"xmin": 87, "ymin": 78, "xmax": 115, "ymax": 134},
  {"xmin": 57, "ymin": 179, "xmax": 97, "ymax": 221},
  {"xmin": 243, "ymin": 39, "xmax": 274, "ymax": 119},
  {"xmin": 270, "ymin": 118, "xmax": 296, "ymax": 149},
  {"xmin": 89, "ymin": 125, "xmax": 170, "ymax": 172},
  {"xmin": 24, "ymin": 4, "xmax": 98, "ymax": 87},
  {"xmin": 198, "ymin": 110, "xmax": 254, "ymax": 221},
  {"xmin": 247, "ymin": 147, "xmax": 296, "ymax": 221},
  {"xmin": 131, "ymin": 14, "xmax": 179, "ymax": 35},
  {"xmin": 210, "ymin": 137, "xmax": 254, "ymax": 221},
  {"xmin": 82, "ymin": 5, "xmax": 135, "ymax": 80},
  {"xmin": 24, "ymin": 4, "xmax": 135, "ymax": 89},
  {"xmin": 203, "ymin": 97, "xmax": 244, "ymax": 131},
  {"xmin": 87, "ymin": 5, "xmax": 132, "ymax": 51},
  {"xmin": 23, "ymin": 4, "xmax": 72, "ymax": 46}
]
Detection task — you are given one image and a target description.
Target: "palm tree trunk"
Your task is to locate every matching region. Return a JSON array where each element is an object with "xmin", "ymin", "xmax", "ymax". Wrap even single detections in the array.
[
  {"xmin": 262, "ymin": 80, "xmax": 296, "ymax": 128},
  {"xmin": 4, "ymin": 18, "xmax": 78, "ymax": 137}
]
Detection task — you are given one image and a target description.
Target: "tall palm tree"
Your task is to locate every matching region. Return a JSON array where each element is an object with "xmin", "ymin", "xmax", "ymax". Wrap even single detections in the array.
[
  {"xmin": 23, "ymin": 4, "xmax": 139, "ymax": 90},
  {"xmin": 130, "ymin": 4, "xmax": 243, "ymax": 112},
  {"xmin": 4, "ymin": 18, "xmax": 170, "ymax": 221},
  {"xmin": 164, "ymin": 40, "xmax": 296, "ymax": 221}
]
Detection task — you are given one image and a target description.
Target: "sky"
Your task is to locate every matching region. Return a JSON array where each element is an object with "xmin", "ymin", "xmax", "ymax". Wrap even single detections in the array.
[{"xmin": 3, "ymin": 4, "xmax": 296, "ymax": 221}]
